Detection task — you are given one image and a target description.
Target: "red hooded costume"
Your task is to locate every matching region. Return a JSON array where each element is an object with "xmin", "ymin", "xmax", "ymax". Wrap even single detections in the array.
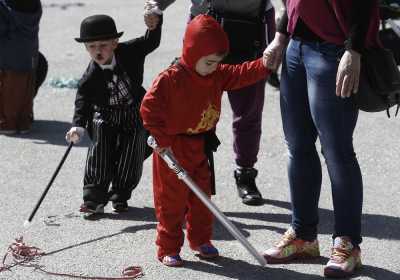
[{"xmin": 140, "ymin": 15, "xmax": 270, "ymax": 260}]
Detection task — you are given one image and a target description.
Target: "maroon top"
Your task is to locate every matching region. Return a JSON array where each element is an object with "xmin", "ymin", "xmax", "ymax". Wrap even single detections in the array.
[{"xmin": 286, "ymin": 0, "xmax": 381, "ymax": 48}]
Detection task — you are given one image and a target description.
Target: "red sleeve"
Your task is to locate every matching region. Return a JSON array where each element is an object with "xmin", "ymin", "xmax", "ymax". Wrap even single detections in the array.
[
  {"xmin": 217, "ymin": 57, "xmax": 270, "ymax": 91},
  {"xmin": 140, "ymin": 73, "xmax": 174, "ymax": 148}
]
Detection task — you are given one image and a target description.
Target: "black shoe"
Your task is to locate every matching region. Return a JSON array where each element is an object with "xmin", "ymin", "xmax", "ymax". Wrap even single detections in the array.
[
  {"xmin": 80, "ymin": 201, "xmax": 105, "ymax": 219},
  {"xmin": 267, "ymin": 72, "xmax": 280, "ymax": 89},
  {"xmin": 112, "ymin": 201, "xmax": 128, "ymax": 212},
  {"xmin": 234, "ymin": 168, "xmax": 263, "ymax": 206}
]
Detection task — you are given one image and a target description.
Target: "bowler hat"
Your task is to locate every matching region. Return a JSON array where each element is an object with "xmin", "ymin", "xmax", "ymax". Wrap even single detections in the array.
[{"xmin": 75, "ymin": 14, "xmax": 123, "ymax": 43}]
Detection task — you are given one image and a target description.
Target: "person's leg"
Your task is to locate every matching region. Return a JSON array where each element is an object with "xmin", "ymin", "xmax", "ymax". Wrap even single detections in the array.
[
  {"xmin": 302, "ymin": 42, "xmax": 363, "ymax": 246},
  {"xmin": 18, "ymin": 72, "xmax": 35, "ymax": 133},
  {"xmin": 263, "ymin": 39, "xmax": 322, "ymax": 263},
  {"xmin": 186, "ymin": 154, "xmax": 214, "ymax": 255},
  {"xmin": 83, "ymin": 118, "xmax": 117, "ymax": 210},
  {"xmin": 302, "ymin": 41, "xmax": 363, "ymax": 277},
  {"xmin": 282, "ymin": 40, "xmax": 323, "ymax": 240},
  {"xmin": 0, "ymin": 71, "xmax": 11, "ymax": 133},
  {"xmin": 109, "ymin": 128, "xmax": 147, "ymax": 210},
  {"xmin": 227, "ymin": 79, "xmax": 266, "ymax": 205},
  {"xmin": 153, "ymin": 152, "xmax": 188, "ymax": 262},
  {"xmin": 0, "ymin": 71, "xmax": 33, "ymax": 133}
]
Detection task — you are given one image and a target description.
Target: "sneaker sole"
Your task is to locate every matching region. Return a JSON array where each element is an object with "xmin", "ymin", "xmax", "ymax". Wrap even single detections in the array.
[
  {"xmin": 264, "ymin": 252, "xmax": 320, "ymax": 264},
  {"xmin": 161, "ymin": 257, "xmax": 184, "ymax": 267},
  {"xmin": 324, "ymin": 261, "xmax": 362, "ymax": 278},
  {"xmin": 112, "ymin": 207, "xmax": 129, "ymax": 213},
  {"xmin": 197, "ymin": 252, "xmax": 219, "ymax": 259},
  {"xmin": 242, "ymin": 197, "xmax": 264, "ymax": 206},
  {"xmin": 79, "ymin": 205, "xmax": 104, "ymax": 215},
  {"xmin": 163, "ymin": 261, "xmax": 184, "ymax": 267},
  {"xmin": 324, "ymin": 267, "xmax": 356, "ymax": 278},
  {"xmin": 79, "ymin": 208, "xmax": 104, "ymax": 214}
]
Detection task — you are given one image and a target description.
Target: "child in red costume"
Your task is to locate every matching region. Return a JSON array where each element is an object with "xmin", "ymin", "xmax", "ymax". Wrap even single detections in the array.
[{"xmin": 140, "ymin": 14, "xmax": 270, "ymax": 267}]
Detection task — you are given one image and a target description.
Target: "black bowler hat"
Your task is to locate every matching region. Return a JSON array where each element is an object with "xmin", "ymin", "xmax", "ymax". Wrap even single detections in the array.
[{"xmin": 75, "ymin": 14, "xmax": 123, "ymax": 43}]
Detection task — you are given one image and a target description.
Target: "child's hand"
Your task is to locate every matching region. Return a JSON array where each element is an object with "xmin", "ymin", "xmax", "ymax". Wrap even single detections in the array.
[
  {"xmin": 144, "ymin": 0, "xmax": 162, "ymax": 30},
  {"xmin": 144, "ymin": 13, "xmax": 160, "ymax": 30},
  {"xmin": 65, "ymin": 127, "xmax": 85, "ymax": 144}
]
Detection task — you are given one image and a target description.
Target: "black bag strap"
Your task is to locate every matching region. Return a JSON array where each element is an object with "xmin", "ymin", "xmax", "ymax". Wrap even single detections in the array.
[{"xmin": 207, "ymin": 0, "xmax": 267, "ymax": 23}]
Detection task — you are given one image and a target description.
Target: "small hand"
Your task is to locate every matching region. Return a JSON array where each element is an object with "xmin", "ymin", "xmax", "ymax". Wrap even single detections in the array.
[
  {"xmin": 336, "ymin": 50, "xmax": 361, "ymax": 98},
  {"xmin": 144, "ymin": 13, "xmax": 160, "ymax": 30},
  {"xmin": 65, "ymin": 127, "xmax": 85, "ymax": 144},
  {"xmin": 263, "ymin": 32, "xmax": 288, "ymax": 71}
]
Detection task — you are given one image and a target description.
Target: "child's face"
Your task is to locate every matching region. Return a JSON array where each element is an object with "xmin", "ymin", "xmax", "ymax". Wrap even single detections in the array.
[
  {"xmin": 85, "ymin": 39, "xmax": 118, "ymax": 65},
  {"xmin": 195, "ymin": 53, "xmax": 225, "ymax": 76}
]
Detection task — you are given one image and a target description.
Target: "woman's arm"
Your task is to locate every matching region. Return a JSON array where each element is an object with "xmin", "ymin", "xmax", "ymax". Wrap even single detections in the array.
[
  {"xmin": 336, "ymin": 0, "xmax": 376, "ymax": 98},
  {"xmin": 345, "ymin": 0, "xmax": 376, "ymax": 53}
]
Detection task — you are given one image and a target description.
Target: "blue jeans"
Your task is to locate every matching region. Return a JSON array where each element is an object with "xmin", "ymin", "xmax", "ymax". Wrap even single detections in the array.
[{"xmin": 280, "ymin": 39, "xmax": 363, "ymax": 245}]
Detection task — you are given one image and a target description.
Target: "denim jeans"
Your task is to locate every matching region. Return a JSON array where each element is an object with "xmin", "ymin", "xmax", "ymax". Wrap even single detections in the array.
[{"xmin": 280, "ymin": 39, "xmax": 363, "ymax": 245}]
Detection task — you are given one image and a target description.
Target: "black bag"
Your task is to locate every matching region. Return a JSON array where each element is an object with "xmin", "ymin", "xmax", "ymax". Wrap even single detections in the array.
[
  {"xmin": 379, "ymin": 28, "xmax": 400, "ymax": 65},
  {"xmin": 208, "ymin": 0, "xmax": 267, "ymax": 64},
  {"xmin": 355, "ymin": 47, "xmax": 400, "ymax": 117}
]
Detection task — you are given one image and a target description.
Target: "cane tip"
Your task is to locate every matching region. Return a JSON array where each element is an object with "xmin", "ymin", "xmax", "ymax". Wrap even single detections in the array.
[{"xmin": 23, "ymin": 220, "xmax": 31, "ymax": 228}]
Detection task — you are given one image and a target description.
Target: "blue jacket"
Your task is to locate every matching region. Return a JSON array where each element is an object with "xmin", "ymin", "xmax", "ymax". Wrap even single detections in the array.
[{"xmin": 0, "ymin": 0, "xmax": 42, "ymax": 71}]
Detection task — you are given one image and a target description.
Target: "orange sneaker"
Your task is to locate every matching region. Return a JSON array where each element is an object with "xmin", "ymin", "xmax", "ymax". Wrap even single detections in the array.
[
  {"xmin": 263, "ymin": 227, "xmax": 320, "ymax": 264},
  {"xmin": 324, "ymin": 237, "xmax": 362, "ymax": 278}
]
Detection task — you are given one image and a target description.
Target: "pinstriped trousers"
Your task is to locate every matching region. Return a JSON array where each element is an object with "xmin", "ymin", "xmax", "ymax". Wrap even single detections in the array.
[{"xmin": 83, "ymin": 107, "xmax": 147, "ymax": 204}]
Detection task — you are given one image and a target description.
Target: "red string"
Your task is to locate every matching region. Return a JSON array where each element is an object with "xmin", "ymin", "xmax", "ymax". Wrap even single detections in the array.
[{"xmin": 0, "ymin": 237, "xmax": 144, "ymax": 279}]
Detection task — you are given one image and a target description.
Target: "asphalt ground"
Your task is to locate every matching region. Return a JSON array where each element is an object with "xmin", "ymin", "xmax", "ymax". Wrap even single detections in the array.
[{"xmin": 0, "ymin": 1, "xmax": 399, "ymax": 279}]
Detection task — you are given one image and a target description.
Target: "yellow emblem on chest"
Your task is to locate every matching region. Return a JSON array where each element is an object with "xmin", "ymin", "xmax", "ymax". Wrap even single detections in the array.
[{"xmin": 187, "ymin": 104, "xmax": 220, "ymax": 134}]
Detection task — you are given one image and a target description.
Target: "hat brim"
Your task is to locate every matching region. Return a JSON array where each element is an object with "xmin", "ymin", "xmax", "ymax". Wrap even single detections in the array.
[{"xmin": 75, "ymin": 32, "xmax": 123, "ymax": 43}]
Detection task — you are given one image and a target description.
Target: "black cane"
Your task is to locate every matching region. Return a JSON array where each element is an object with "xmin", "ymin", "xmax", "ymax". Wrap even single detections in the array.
[{"xmin": 24, "ymin": 142, "xmax": 73, "ymax": 227}]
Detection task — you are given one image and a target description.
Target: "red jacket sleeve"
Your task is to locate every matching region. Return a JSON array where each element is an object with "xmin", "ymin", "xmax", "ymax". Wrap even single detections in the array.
[
  {"xmin": 140, "ymin": 73, "xmax": 174, "ymax": 148},
  {"xmin": 217, "ymin": 57, "xmax": 270, "ymax": 91}
]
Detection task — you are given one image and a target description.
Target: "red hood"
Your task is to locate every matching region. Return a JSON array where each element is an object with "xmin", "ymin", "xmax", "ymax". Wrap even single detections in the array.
[{"xmin": 181, "ymin": 15, "xmax": 229, "ymax": 70}]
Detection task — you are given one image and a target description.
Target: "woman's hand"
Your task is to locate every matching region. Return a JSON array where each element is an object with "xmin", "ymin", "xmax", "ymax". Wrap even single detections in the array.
[
  {"xmin": 336, "ymin": 50, "xmax": 361, "ymax": 98},
  {"xmin": 263, "ymin": 32, "xmax": 288, "ymax": 71}
]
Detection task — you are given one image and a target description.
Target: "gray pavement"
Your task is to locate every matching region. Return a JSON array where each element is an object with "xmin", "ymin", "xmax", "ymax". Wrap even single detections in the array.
[{"xmin": 1, "ymin": 1, "xmax": 399, "ymax": 279}]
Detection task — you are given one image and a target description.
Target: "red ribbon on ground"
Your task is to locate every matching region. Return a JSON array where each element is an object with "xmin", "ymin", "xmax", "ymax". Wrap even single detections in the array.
[{"xmin": 0, "ymin": 237, "xmax": 144, "ymax": 279}]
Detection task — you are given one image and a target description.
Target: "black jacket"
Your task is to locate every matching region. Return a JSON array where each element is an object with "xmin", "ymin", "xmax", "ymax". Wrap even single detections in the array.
[{"xmin": 72, "ymin": 19, "xmax": 162, "ymax": 128}]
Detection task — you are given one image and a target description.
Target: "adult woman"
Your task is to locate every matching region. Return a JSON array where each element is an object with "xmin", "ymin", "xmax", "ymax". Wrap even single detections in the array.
[{"xmin": 262, "ymin": 0, "xmax": 380, "ymax": 278}]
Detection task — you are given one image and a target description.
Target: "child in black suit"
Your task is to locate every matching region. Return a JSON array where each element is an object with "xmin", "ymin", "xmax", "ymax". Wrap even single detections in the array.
[{"xmin": 66, "ymin": 14, "xmax": 161, "ymax": 215}]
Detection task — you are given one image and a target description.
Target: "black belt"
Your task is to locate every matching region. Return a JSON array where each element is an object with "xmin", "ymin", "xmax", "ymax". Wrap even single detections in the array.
[{"xmin": 203, "ymin": 130, "xmax": 221, "ymax": 195}]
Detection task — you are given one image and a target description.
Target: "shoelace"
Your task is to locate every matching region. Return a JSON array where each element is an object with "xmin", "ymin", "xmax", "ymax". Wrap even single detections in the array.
[
  {"xmin": 276, "ymin": 229, "xmax": 296, "ymax": 247},
  {"xmin": 330, "ymin": 247, "xmax": 351, "ymax": 263}
]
